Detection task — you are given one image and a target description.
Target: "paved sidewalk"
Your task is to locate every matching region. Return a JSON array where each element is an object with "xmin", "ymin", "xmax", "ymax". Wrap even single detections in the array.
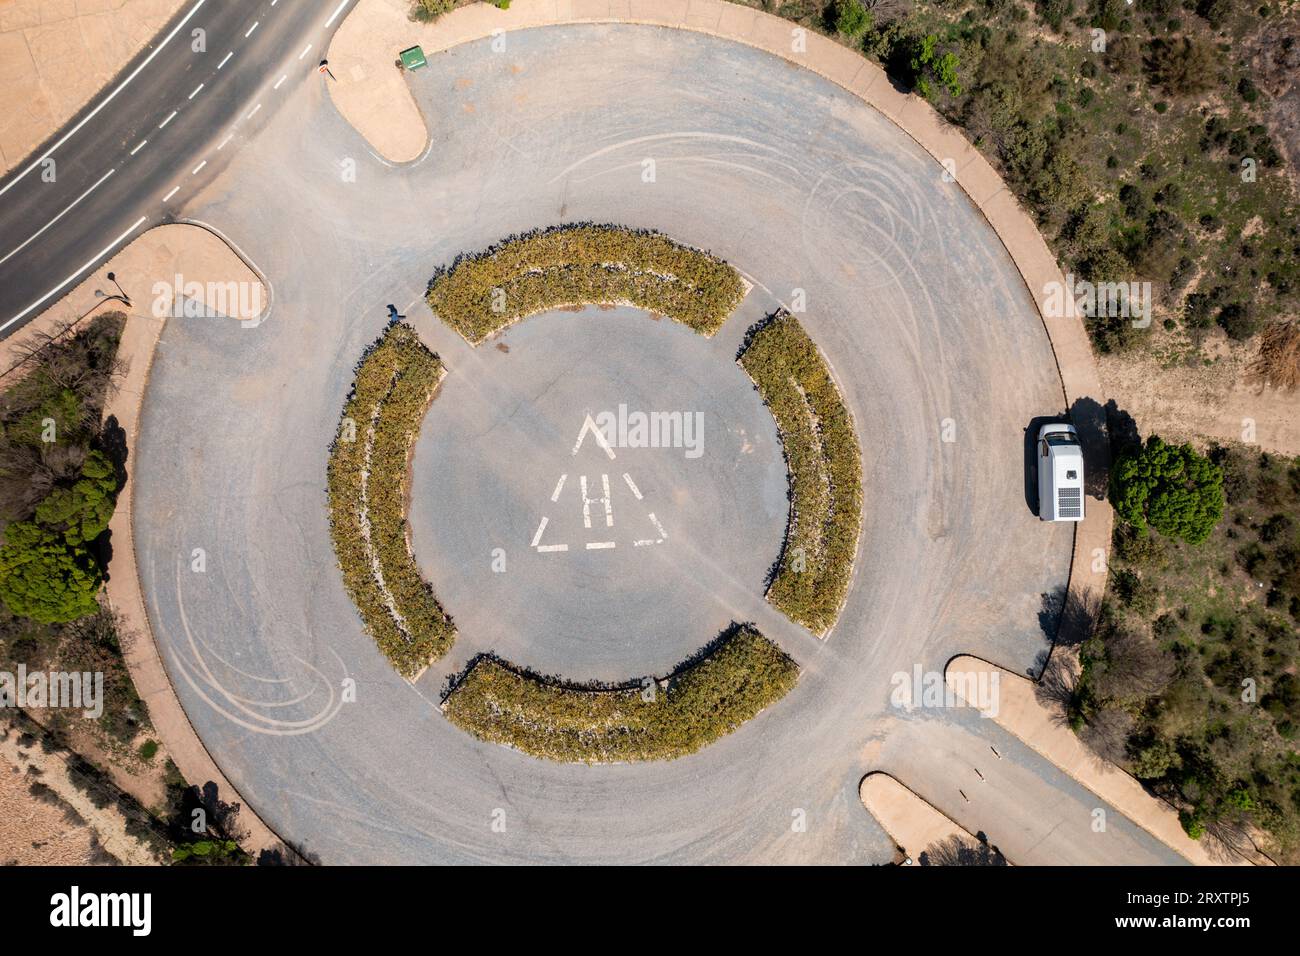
[
  {"xmin": 860, "ymin": 772, "xmax": 1006, "ymax": 864},
  {"xmin": 4, "ymin": 223, "xmax": 282, "ymax": 857},
  {"xmin": 945, "ymin": 655, "xmax": 1270, "ymax": 866}
]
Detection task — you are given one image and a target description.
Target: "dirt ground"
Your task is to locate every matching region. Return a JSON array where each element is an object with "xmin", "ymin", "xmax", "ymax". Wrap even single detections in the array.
[
  {"xmin": 0, "ymin": 0, "xmax": 186, "ymax": 175},
  {"xmin": 1098, "ymin": 329, "xmax": 1299, "ymax": 456}
]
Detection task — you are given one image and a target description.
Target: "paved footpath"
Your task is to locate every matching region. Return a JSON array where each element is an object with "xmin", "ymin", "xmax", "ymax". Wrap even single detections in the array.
[{"xmin": 4, "ymin": 222, "xmax": 282, "ymax": 857}]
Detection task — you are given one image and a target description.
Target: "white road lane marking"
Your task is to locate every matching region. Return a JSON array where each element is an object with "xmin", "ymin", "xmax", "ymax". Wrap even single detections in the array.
[
  {"xmin": 188, "ymin": 83, "xmax": 204, "ymax": 99},
  {"xmin": 163, "ymin": 186, "xmax": 180, "ymax": 201},
  {"xmin": 273, "ymin": 74, "xmax": 288, "ymax": 90},
  {"xmin": 0, "ymin": 169, "xmax": 116, "ymax": 267},
  {"xmin": 586, "ymin": 542, "xmax": 616, "ymax": 550},
  {"xmin": 530, "ymin": 517, "xmax": 549, "ymax": 548},
  {"xmin": 245, "ymin": 21, "xmax": 259, "ymax": 37},
  {"xmin": 298, "ymin": 43, "xmax": 313, "ymax": 60},
  {"xmin": 158, "ymin": 110, "xmax": 178, "ymax": 128},
  {"xmin": 130, "ymin": 139, "xmax": 148, "ymax": 155},
  {"xmin": 217, "ymin": 135, "xmax": 233, "ymax": 150},
  {"xmin": 324, "ymin": 0, "xmax": 353, "ymax": 28},
  {"xmin": 1, "ymin": 216, "xmax": 147, "ymax": 333},
  {"xmin": 218, "ymin": 50, "xmax": 233, "ymax": 69},
  {"xmin": 537, "ymin": 544, "xmax": 568, "ymax": 553},
  {"xmin": 0, "ymin": 0, "xmax": 207, "ymax": 198},
  {"xmin": 622, "ymin": 473, "xmax": 642, "ymax": 500},
  {"xmin": 550, "ymin": 474, "xmax": 567, "ymax": 502},
  {"xmin": 245, "ymin": 103, "xmax": 262, "ymax": 120},
  {"xmin": 192, "ymin": 161, "xmax": 207, "ymax": 175}
]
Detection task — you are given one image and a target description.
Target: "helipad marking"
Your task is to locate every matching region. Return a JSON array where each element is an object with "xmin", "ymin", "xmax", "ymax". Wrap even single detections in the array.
[
  {"xmin": 572, "ymin": 414, "xmax": 616, "ymax": 459},
  {"xmin": 550, "ymin": 474, "xmax": 567, "ymax": 502},
  {"xmin": 622, "ymin": 473, "xmax": 642, "ymax": 500},
  {"xmin": 586, "ymin": 542, "xmax": 616, "ymax": 550},
  {"xmin": 530, "ymin": 516, "xmax": 549, "ymax": 548}
]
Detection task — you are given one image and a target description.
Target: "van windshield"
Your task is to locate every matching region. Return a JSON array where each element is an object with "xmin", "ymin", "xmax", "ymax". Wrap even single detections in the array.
[{"xmin": 1045, "ymin": 433, "xmax": 1080, "ymax": 446}]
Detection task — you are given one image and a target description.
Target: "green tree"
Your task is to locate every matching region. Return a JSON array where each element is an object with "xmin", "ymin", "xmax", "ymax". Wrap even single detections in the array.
[
  {"xmin": 0, "ymin": 520, "xmax": 102, "ymax": 623},
  {"xmin": 0, "ymin": 450, "xmax": 118, "ymax": 623},
  {"xmin": 1110, "ymin": 437, "xmax": 1225, "ymax": 544}
]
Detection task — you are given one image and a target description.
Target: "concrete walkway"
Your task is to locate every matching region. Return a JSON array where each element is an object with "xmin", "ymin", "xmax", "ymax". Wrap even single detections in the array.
[
  {"xmin": 5, "ymin": 222, "xmax": 282, "ymax": 857},
  {"xmin": 945, "ymin": 655, "xmax": 1271, "ymax": 866},
  {"xmin": 860, "ymin": 772, "xmax": 1009, "ymax": 865}
]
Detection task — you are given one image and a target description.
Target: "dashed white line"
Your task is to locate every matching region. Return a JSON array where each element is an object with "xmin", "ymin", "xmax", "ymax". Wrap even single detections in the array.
[
  {"xmin": 586, "ymin": 542, "xmax": 616, "ymax": 550},
  {"xmin": 192, "ymin": 161, "xmax": 207, "ymax": 175},
  {"xmin": 537, "ymin": 544, "xmax": 569, "ymax": 553},
  {"xmin": 218, "ymin": 50, "xmax": 233, "ymax": 69},
  {"xmin": 188, "ymin": 83, "xmax": 204, "ymax": 99},
  {"xmin": 0, "ymin": 169, "xmax": 116, "ymax": 267},
  {"xmin": 217, "ymin": 134, "xmax": 233, "ymax": 150},
  {"xmin": 158, "ymin": 110, "xmax": 178, "ymax": 128},
  {"xmin": 324, "ymin": 0, "xmax": 353, "ymax": 28},
  {"xmin": 0, "ymin": 0, "xmax": 206, "ymax": 198},
  {"xmin": 273, "ymin": 74, "xmax": 288, "ymax": 90},
  {"xmin": 245, "ymin": 103, "xmax": 262, "ymax": 120},
  {"xmin": 550, "ymin": 475, "xmax": 567, "ymax": 502},
  {"xmin": 2, "ymin": 216, "xmax": 147, "ymax": 333},
  {"xmin": 245, "ymin": 21, "xmax": 259, "ymax": 37},
  {"xmin": 130, "ymin": 139, "xmax": 148, "ymax": 155},
  {"xmin": 530, "ymin": 517, "xmax": 550, "ymax": 548},
  {"xmin": 163, "ymin": 186, "xmax": 180, "ymax": 202},
  {"xmin": 622, "ymin": 473, "xmax": 643, "ymax": 500},
  {"xmin": 298, "ymin": 43, "xmax": 313, "ymax": 60}
]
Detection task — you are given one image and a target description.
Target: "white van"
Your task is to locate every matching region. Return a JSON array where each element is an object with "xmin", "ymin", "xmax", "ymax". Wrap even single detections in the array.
[{"xmin": 1037, "ymin": 423, "xmax": 1085, "ymax": 522}]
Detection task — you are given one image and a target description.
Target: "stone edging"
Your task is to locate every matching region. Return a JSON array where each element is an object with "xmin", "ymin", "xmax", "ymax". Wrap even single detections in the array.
[
  {"xmin": 944, "ymin": 654, "xmax": 1270, "ymax": 866},
  {"xmin": 327, "ymin": 0, "xmax": 1113, "ymax": 662},
  {"xmin": 94, "ymin": 223, "xmax": 286, "ymax": 858}
]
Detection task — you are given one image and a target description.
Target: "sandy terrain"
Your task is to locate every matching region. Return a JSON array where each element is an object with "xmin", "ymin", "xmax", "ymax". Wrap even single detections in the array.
[
  {"xmin": 1099, "ymin": 332, "xmax": 1299, "ymax": 456},
  {"xmin": 0, "ymin": 0, "xmax": 186, "ymax": 175}
]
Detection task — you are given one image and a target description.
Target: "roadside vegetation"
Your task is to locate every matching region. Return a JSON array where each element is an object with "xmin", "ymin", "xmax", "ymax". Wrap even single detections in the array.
[
  {"xmin": 0, "ymin": 315, "xmax": 153, "ymax": 749},
  {"xmin": 425, "ymin": 224, "xmax": 747, "ymax": 343},
  {"xmin": 736, "ymin": 0, "xmax": 1299, "ymax": 364},
  {"xmin": 327, "ymin": 323, "xmax": 455, "ymax": 679},
  {"xmin": 1060, "ymin": 437, "xmax": 1300, "ymax": 860},
  {"xmin": 739, "ymin": 311, "xmax": 862, "ymax": 635},
  {"xmin": 442, "ymin": 624, "xmax": 800, "ymax": 762}
]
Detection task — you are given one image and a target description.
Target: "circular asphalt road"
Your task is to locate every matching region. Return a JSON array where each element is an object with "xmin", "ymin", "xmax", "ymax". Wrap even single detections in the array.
[{"xmin": 125, "ymin": 25, "xmax": 1177, "ymax": 864}]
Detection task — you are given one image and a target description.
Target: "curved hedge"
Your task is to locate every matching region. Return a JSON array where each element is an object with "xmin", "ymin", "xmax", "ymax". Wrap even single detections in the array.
[
  {"xmin": 739, "ymin": 311, "xmax": 862, "ymax": 635},
  {"xmin": 442, "ymin": 624, "xmax": 799, "ymax": 762},
  {"xmin": 425, "ymin": 224, "xmax": 746, "ymax": 343},
  {"xmin": 327, "ymin": 323, "xmax": 455, "ymax": 678}
]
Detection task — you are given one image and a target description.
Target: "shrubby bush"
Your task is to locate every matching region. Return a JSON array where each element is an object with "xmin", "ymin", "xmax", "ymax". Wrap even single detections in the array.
[
  {"xmin": 739, "ymin": 312, "xmax": 862, "ymax": 635},
  {"xmin": 1110, "ymin": 436, "xmax": 1225, "ymax": 544},
  {"xmin": 442, "ymin": 625, "xmax": 799, "ymax": 762},
  {"xmin": 327, "ymin": 324, "xmax": 454, "ymax": 678},
  {"xmin": 425, "ymin": 224, "xmax": 745, "ymax": 343}
]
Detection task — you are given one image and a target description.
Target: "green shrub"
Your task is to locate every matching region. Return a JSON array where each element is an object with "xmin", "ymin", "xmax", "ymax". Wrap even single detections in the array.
[
  {"xmin": 410, "ymin": 0, "xmax": 454, "ymax": 23},
  {"xmin": 739, "ymin": 312, "xmax": 862, "ymax": 634},
  {"xmin": 425, "ymin": 224, "xmax": 745, "ymax": 343},
  {"xmin": 442, "ymin": 625, "xmax": 798, "ymax": 762},
  {"xmin": 138, "ymin": 739, "xmax": 158, "ymax": 761},
  {"xmin": 831, "ymin": 0, "xmax": 873, "ymax": 37},
  {"xmin": 1110, "ymin": 436, "xmax": 1225, "ymax": 544},
  {"xmin": 327, "ymin": 324, "xmax": 455, "ymax": 678}
]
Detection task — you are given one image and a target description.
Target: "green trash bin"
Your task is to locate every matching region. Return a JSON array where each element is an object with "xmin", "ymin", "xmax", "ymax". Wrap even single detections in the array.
[{"xmin": 399, "ymin": 45, "xmax": 427, "ymax": 71}]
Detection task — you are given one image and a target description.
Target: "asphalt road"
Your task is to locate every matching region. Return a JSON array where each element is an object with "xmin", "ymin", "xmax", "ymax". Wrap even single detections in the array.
[
  {"xmin": 0, "ymin": 0, "xmax": 356, "ymax": 337},
  {"xmin": 130, "ymin": 24, "xmax": 1184, "ymax": 864}
]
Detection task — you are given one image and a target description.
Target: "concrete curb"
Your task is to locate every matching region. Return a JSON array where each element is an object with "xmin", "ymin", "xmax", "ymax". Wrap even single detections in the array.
[
  {"xmin": 859, "ymin": 771, "xmax": 1008, "ymax": 865},
  {"xmin": 8, "ymin": 223, "xmax": 286, "ymax": 859},
  {"xmin": 327, "ymin": 0, "xmax": 1114, "ymax": 659},
  {"xmin": 945, "ymin": 654, "xmax": 1270, "ymax": 866}
]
